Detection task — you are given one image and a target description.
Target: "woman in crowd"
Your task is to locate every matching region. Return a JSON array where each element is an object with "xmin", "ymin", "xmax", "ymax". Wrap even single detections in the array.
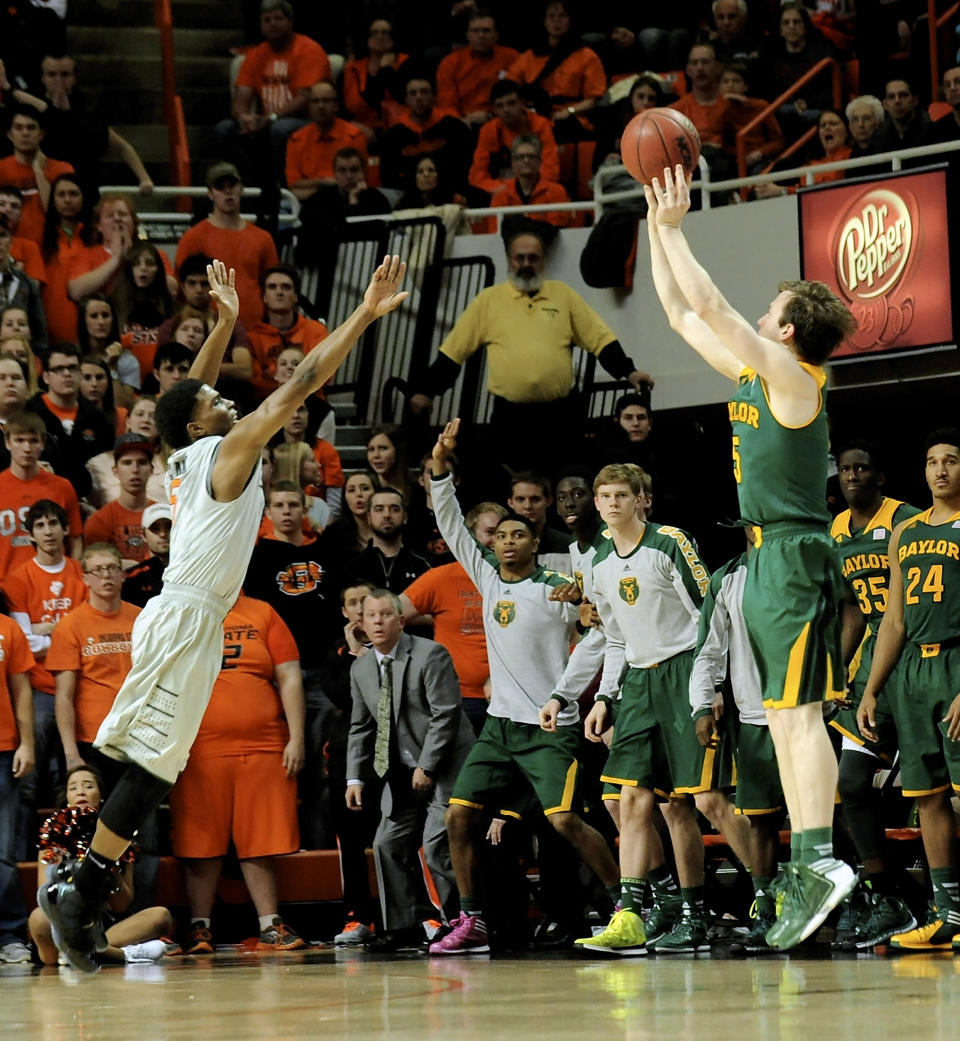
[
  {"xmin": 506, "ymin": 1, "xmax": 606, "ymax": 142},
  {"xmin": 366, "ymin": 422, "xmax": 414, "ymax": 502},
  {"xmin": 342, "ymin": 17, "xmax": 408, "ymax": 138},
  {"xmin": 77, "ymin": 293, "xmax": 140, "ymax": 403},
  {"xmin": 395, "ymin": 156, "xmax": 466, "ymax": 211},
  {"xmin": 40, "ymin": 173, "xmax": 94, "ymax": 344},
  {"xmin": 110, "ymin": 242, "xmax": 176, "ymax": 384},
  {"xmin": 79, "ymin": 355, "xmax": 126, "ymax": 438},
  {"xmin": 85, "ymin": 395, "xmax": 165, "ymax": 508},
  {"xmin": 29, "ymin": 765, "xmax": 171, "ymax": 966},
  {"xmin": 334, "ymin": 470, "xmax": 377, "ymax": 553},
  {"xmin": 272, "ymin": 440, "xmax": 333, "ymax": 530},
  {"xmin": 755, "ymin": 108, "xmax": 851, "ymax": 197}
]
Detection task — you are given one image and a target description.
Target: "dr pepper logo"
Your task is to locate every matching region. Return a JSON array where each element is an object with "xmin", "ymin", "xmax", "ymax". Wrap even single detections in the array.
[{"xmin": 835, "ymin": 188, "xmax": 914, "ymax": 300}]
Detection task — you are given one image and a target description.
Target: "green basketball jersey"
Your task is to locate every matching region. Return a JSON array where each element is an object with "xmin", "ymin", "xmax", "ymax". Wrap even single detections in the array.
[
  {"xmin": 896, "ymin": 507, "xmax": 960, "ymax": 644},
  {"xmin": 728, "ymin": 364, "xmax": 830, "ymax": 526},
  {"xmin": 831, "ymin": 498, "xmax": 921, "ymax": 622}
]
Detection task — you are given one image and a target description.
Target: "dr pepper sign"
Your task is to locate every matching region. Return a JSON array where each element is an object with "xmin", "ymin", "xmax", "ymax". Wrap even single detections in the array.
[{"xmin": 799, "ymin": 169, "xmax": 953, "ymax": 358}]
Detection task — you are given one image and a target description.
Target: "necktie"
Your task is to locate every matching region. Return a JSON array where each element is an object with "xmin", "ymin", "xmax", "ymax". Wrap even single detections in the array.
[{"xmin": 373, "ymin": 656, "xmax": 393, "ymax": 778}]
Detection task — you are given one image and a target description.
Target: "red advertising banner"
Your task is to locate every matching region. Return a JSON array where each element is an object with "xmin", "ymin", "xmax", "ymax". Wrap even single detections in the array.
[{"xmin": 799, "ymin": 169, "xmax": 954, "ymax": 358}]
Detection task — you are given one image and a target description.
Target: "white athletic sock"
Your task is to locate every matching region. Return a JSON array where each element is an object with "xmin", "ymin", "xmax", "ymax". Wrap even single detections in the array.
[
  {"xmin": 192, "ymin": 918, "xmax": 211, "ymax": 929},
  {"xmin": 259, "ymin": 914, "xmax": 279, "ymax": 931}
]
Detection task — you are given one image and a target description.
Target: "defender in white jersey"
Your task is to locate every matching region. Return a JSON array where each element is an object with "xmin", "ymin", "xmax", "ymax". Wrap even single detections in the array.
[
  {"xmin": 40, "ymin": 256, "xmax": 409, "ymax": 972},
  {"xmin": 427, "ymin": 420, "xmax": 621, "ymax": 956}
]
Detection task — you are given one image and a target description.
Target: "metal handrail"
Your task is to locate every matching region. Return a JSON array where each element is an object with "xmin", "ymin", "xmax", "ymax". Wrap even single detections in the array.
[
  {"xmin": 736, "ymin": 57, "xmax": 842, "ymax": 184},
  {"xmin": 96, "ymin": 185, "xmax": 301, "ymax": 229},
  {"xmin": 153, "ymin": 0, "xmax": 190, "ymax": 189}
]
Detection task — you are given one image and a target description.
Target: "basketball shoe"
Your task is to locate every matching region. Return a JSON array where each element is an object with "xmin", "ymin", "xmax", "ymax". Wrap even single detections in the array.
[
  {"xmin": 576, "ymin": 909, "xmax": 647, "ymax": 956},
  {"xmin": 37, "ymin": 859, "xmax": 105, "ymax": 974},
  {"xmin": 766, "ymin": 858, "xmax": 856, "ymax": 949},
  {"xmin": 888, "ymin": 909, "xmax": 959, "ymax": 952},
  {"xmin": 428, "ymin": 913, "xmax": 490, "ymax": 955}
]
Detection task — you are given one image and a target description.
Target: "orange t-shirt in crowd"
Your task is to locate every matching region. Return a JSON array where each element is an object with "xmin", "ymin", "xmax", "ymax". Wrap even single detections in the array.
[
  {"xmin": 479, "ymin": 177, "xmax": 574, "ymax": 234},
  {"xmin": 285, "ymin": 119, "xmax": 369, "ymax": 187},
  {"xmin": 3, "ymin": 555, "xmax": 87, "ymax": 693},
  {"xmin": 120, "ymin": 328, "xmax": 162, "ymax": 384},
  {"xmin": 189, "ymin": 596, "xmax": 299, "ymax": 757},
  {"xmin": 469, "ymin": 111, "xmax": 560, "ymax": 194},
  {"xmin": 45, "ymin": 599, "xmax": 141, "ymax": 743},
  {"xmin": 236, "ymin": 35, "xmax": 331, "ymax": 115},
  {"xmin": 65, "ymin": 243, "xmax": 174, "ymax": 302},
  {"xmin": 670, "ymin": 93, "xmax": 731, "ymax": 151},
  {"xmin": 40, "ymin": 226, "xmax": 86, "ymax": 344},
  {"xmin": 84, "ymin": 500, "xmax": 154, "ymax": 563},
  {"xmin": 402, "ymin": 562, "xmax": 489, "ymax": 699},
  {"xmin": 0, "ymin": 469, "xmax": 83, "ymax": 579},
  {"xmin": 506, "ymin": 47, "xmax": 606, "ymax": 113},
  {"xmin": 175, "ymin": 222, "xmax": 279, "ymax": 330},
  {"xmin": 40, "ymin": 393, "xmax": 77, "ymax": 429},
  {"xmin": 246, "ymin": 314, "xmax": 328, "ymax": 398},
  {"xmin": 723, "ymin": 97, "xmax": 785, "ymax": 164},
  {"xmin": 0, "ymin": 156, "xmax": 75, "ymax": 244},
  {"xmin": 341, "ymin": 54, "xmax": 409, "ymax": 129},
  {"xmin": 436, "ymin": 45, "xmax": 520, "ymax": 117},
  {"xmin": 11, "ymin": 237, "xmax": 46, "ymax": 283},
  {"xmin": 0, "ymin": 614, "xmax": 35, "ymax": 751}
]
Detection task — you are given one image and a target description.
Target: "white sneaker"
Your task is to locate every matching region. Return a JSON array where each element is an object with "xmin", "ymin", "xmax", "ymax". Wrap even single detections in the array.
[
  {"xmin": 123, "ymin": 940, "xmax": 167, "ymax": 963},
  {"xmin": 333, "ymin": 919, "xmax": 374, "ymax": 945},
  {"xmin": 0, "ymin": 941, "xmax": 31, "ymax": 963}
]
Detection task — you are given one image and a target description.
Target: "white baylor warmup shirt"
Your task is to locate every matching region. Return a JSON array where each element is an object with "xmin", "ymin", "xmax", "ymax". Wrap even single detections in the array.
[
  {"xmin": 164, "ymin": 435, "xmax": 265, "ymax": 603},
  {"xmin": 432, "ymin": 472, "xmax": 579, "ymax": 726}
]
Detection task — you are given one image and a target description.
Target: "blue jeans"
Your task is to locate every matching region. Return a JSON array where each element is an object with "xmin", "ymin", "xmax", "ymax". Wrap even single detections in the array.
[
  {"xmin": 16, "ymin": 690, "xmax": 61, "ymax": 862},
  {"xmin": 0, "ymin": 750, "xmax": 27, "ymax": 944}
]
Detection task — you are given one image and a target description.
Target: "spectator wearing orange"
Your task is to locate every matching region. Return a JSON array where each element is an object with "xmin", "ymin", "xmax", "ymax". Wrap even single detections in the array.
[
  {"xmin": 0, "ymin": 186, "xmax": 46, "ymax": 284},
  {"xmin": 720, "ymin": 63, "xmax": 784, "ymax": 175},
  {"xmin": 111, "ymin": 243, "xmax": 176, "ymax": 384},
  {"xmin": 3, "ymin": 499, "xmax": 85, "ymax": 856},
  {"xmin": 479, "ymin": 135, "xmax": 573, "ymax": 233},
  {"xmin": 754, "ymin": 108, "xmax": 852, "ymax": 198},
  {"xmin": 83, "ymin": 435, "xmax": 156, "ymax": 570},
  {"xmin": 436, "ymin": 10, "xmax": 519, "ymax": 127},
  {"xmin": 505, "ymin": 2, "xmax": 606, "ymax": 136},
  {"xmin": 47, "ymin": 541, "xmax": 141, "ymax": 772},
  {"xmin": 246, "ymin": 264, "xmax": 328, "ymax": 399},
  {"xmin": 0, "ymin": 412, "xmax": 82, "ymax": 577},
  {"xmin": 169, "ymin": 595, "xmax": 307, "ymax": 954},
  {"xmin": 400, "ymin": 500, "xmax": 505, "ymax": 734},
  {"xmin": 671, "ymin": 43, "xmax": 737, "ymax": 179},
  {"xmin": 379, "ymin": 75, "xmax": 474, "ymax": 192},
  {"xmin": 66, "ymin": 194, "xmax": 177, "ymax": 306},
  {"xmin": 39, "ymin": 174, "xmax": 92, "ymax": 346},
  {"xmin": 0, "ymin": 106, "xmax": 74, "ymax": 246},
  {"xmin": 285, "ymin": 82, "xmax": 369, "ymax": 200},
  {"xmin": 469, "ymin": 79, "xmax": 561, "ymax": 196},
  {"xmin": 217, "ymin": 0, "xmax": 331, "ymax": 191},
  {"xmin": 341, "ymin": 18, "xmax": 408, "ymax": 136},
  {"xmin": 174, "ymin": 163, "xmax": 279, "ymax": 330}
]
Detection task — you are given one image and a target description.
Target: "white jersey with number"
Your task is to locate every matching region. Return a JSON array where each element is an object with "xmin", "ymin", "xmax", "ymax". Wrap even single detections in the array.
[{"xmin": 163, "ymin": 435, "xmax": 265, "ymax": 603}]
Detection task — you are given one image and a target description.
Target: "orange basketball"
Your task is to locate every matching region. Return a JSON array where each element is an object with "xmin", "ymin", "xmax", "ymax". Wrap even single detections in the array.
[{"xmin": 620, "ymin": 107, "xmax": 702, "ymax": 186}]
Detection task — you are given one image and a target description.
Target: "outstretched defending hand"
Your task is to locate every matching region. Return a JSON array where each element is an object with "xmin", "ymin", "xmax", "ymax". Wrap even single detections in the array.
[
  {"xmin": 431, "ymin": 417, "xmax": 460, "ymax": 474},
  {"xmin": 651, "ymin": 164, "xmax": 692, "ymax": 229},
  {"xmin": 207, "ymin": 259, "xmax": 239, "ymax": 323},
  {"xmin": 363, "ymin": 254, "xmax": 409, "ymax": 318}
]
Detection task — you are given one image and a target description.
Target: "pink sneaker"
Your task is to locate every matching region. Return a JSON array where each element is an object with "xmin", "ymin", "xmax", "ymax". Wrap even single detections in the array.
[{"xmin": 428, "ymin": 914, "xmax": 490, "ymax": 955}]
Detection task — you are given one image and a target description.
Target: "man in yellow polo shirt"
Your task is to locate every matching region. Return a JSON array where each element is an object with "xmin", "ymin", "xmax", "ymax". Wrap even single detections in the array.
[{"xmin": 410, "ymin": 230, "xmax": 651, "ymax": 478}]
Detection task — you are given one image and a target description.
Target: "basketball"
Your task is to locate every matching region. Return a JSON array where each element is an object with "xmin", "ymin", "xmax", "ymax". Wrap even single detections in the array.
[{"xmin": 620, "ymin": 108, "xmax": 702, "ymax": 186}]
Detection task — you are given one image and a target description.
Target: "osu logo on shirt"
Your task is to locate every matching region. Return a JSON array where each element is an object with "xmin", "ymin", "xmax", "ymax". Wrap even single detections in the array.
[
  {"xmin": 494, "ymin": 600, "xmax": 516, "ymax": 628},
  {"xmin": 276, "ymin": 560, "xmax": 323, "ymax": 595},
  {"xmin": 619, "ymin": 577, "xmax": 639, "ymax": 605}
]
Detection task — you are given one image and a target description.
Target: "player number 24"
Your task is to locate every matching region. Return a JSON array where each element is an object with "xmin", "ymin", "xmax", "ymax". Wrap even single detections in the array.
[{"xmin": 904, "ymin": 564, "xmax": 944, "ymax": 605}]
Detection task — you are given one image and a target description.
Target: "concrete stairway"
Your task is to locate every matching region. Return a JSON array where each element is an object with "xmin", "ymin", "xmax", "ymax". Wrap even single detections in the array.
[{"xmin": 66, "ymin": 0, "xmax": 243, "ymax": 189}]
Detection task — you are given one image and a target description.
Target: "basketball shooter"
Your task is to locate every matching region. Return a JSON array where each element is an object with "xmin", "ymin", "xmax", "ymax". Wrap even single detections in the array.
[
  {"xmin": 39, "ymin": 256, "xmax": 408, "ymax": 972},
  {"xmin": 644, "ymin": 167, "xmax": 857, "ymax": 949}
]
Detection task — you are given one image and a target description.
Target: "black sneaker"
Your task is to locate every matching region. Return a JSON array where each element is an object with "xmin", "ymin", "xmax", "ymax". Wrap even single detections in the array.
[
  {"xmin": 365, "ymin": 926, "xmax": 424, "ymax": 952},
  {"xmin": 37, "ymin": 860, "xmax": 106, "ymax": 974}
]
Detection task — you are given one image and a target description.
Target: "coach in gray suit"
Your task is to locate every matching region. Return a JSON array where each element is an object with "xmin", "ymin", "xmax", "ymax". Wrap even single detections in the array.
[{"xmin": 346, "ymin": 588, "xmax": 474, "ymax": 949}]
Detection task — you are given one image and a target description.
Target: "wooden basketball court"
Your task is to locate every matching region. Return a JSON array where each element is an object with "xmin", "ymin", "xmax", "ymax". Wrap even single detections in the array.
[{"xmin": 4, "ymin": 946, "xmax": 959, "ymax": 1040}]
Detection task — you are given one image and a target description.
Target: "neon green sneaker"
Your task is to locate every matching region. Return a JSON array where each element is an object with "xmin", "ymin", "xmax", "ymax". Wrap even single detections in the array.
[
  {"xmin": 766, "ymin": 858, "xmax": 856, "ymax": 950},
  {"xmin": 576, "ymin": 909, "xmax": 647, "ymax": 956}
]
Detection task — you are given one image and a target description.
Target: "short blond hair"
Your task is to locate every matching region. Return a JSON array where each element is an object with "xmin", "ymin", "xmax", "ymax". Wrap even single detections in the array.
[{"xmin": 593, "ymin": 463, "xmax": 648, "ymax": 496}]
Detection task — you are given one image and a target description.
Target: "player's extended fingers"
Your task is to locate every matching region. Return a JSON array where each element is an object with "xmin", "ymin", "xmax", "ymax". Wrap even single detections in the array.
[
  {"xmin": 662, "ymin": 164, "xmax": 675, "ymax": 199},
  {"xmin": 650, "ymin": 176, "xmax": 665, "ymax": 204}
]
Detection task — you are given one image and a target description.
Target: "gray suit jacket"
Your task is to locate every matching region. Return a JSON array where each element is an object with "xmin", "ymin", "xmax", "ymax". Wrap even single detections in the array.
[{"xmin": 346, "ymin": 633, "xmax": 474, "ymax": 804}]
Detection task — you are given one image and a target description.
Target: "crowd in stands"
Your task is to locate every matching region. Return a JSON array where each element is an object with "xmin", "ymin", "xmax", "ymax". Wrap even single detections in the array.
[{"xmin": 0, "ymin": 0, "xmax": 959, "ymax": 965}]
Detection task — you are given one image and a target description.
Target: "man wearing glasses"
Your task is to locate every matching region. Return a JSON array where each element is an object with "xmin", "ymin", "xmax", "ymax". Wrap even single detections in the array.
[{"xmin": 28, "ymin": 344, "xmax": 112, "ymax": 499}]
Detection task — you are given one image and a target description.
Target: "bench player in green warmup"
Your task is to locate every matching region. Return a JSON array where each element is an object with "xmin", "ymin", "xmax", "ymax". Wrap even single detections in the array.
[
  {"xmin": 645, "ymin": 167, "xmax": 858, "ymax": 949},
  {"xmin": 858, "ymin": 430, "xmax": 960, "ymax": 952}
]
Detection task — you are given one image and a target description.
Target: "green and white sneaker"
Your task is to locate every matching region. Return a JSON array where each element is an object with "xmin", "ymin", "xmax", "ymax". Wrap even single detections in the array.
[
  {"xmin": 576, "ymin": 909, "xmax": 647, "ymax": 956},
  {"xmin": 643, "ymin": 893, "xmax": 683, "ymax": 945},
  {"xmin": 766, "ymin": 858, "xmax": 856, "ymax": 950},
  {"xmin": 648, "ymin": 914, "xmax": 710, "ymax": 954},
  {"xmin": 855, "ymin": 895, "xmax": 917, "ymax": 949}
]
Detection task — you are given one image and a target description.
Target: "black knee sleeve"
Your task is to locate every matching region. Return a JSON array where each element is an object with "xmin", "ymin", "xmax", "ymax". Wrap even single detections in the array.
[
  {"xmin": 837, "ymin": 751, "xmax": 884, "ymax": 862},
  {"xmin": 98, "ymin": 763, "xmax": 171, "ymax": 842}
]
